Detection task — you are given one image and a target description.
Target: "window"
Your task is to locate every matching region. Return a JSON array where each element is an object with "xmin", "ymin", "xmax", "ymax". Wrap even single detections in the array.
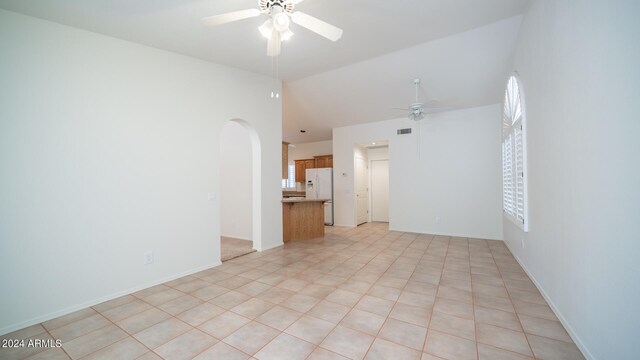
[
  {"xmin": 282, "ymin": 164, "xmax": 295, "ymax": 189},
  {"xmin": 502, "ymin": 75, "xmax": 528, "ymax": 231}
]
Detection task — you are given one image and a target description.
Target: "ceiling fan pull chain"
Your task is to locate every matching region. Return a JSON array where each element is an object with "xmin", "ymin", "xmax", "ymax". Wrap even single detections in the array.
[
  {"xmin": 275, "ymin": 55, "xmax": 280, "ymax": 98},
  {"xmin": 270, "ymin": 54, "xmax": 280, "ymax": 99}
]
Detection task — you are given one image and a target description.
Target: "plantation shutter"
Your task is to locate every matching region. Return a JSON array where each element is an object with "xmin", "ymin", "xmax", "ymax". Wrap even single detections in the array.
[
  {"xmin": 288, "ymin": 164, "xmax": 295, "ymax": 188},
  {"xmin": 502, "ymin": 75, "xmax": 527, "ymax": 230},
  {"xmin": 283, "ymin": 165, "xmax": 296, "ymax": 188},
  {"xmin": 502, "ymin": 135, "xmax": 515, "ymax": 217},
  {"xmin": 514, "ymin": 125, "xmax": 525, "ymax": 223}
]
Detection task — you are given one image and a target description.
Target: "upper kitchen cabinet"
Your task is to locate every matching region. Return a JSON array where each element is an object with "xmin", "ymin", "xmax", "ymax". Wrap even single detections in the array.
[
  {"xmin": 304, "ymin": 159, "xmax": 316, "ymax": 170},
  {"xmin": 314, "ymin": 155, "xmax": 333, "ymax": 168},
  {"xmin": 294, "ymin": 155, "xmax": 333, "ymax": 183},
  {"xmin": 294, "ymin": 160, "xmax": 307, "ymax": 182},
  {"xmin": 282, "ymin": 142, "xmax": 289, "ymax": 179}
]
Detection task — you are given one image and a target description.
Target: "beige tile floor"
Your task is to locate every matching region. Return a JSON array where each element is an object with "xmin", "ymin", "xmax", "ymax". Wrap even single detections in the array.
[{"xmin": 0, "ymin": 223, "xmax": 585, "ymax": 360}]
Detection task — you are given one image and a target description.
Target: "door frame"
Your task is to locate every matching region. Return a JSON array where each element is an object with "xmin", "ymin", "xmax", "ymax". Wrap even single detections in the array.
[{"xmin": 354, "ymin": 153, "xmax": 369, "ymax": 225}]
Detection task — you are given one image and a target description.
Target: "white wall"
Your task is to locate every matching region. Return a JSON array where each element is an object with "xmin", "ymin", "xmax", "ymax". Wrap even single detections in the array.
[
  {"xmin": 368, "ymin": 146, "xmax": 389, "ymax": 161},
  {"xmin": 220, "ymin": 122, "xmax": 252, "ymax": 241},
  {"xmin": 0, "ymin": 10, "xmax": 283, "ymax": 335},
  {"xmin": 333, "ymin": 105, "xmax": 502, "ymax": 239},
  {"xmin": 504, "ymin": 1, "xmax": 640, "ymax": 359},
  {"xmin": 288, "ymin": 140, "xmax": 332, "ymax": 163}
]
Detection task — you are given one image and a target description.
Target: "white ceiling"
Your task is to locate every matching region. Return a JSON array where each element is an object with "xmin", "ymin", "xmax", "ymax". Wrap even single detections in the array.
[
  {"xmin": 284, "ymin": 16, "xmax": 523, "ymax": 143},
  {"xmin": 0, "ymin": 0, "xmax": 530, "ymax": 143}
]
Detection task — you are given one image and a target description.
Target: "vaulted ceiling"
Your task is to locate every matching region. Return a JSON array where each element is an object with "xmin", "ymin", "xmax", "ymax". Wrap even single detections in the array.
[{"xmin": 0, "ymin": 0, "xmax": 530, "ymax": 143}]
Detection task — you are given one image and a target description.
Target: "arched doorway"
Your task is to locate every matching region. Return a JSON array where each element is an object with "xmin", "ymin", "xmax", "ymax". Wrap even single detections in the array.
[{"xmin": 219, "ymin": 119, "xmax": 262, "ymax": 261}]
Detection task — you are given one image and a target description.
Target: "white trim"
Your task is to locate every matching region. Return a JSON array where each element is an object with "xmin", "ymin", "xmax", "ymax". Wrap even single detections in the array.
[
  {"xmin": 259, "ymin": 240, "xmax": 284, "ymax": 252},
  {"xmin": 504, "ymin": 241, "xmax": 594, "ymax": 360},
  {"xmin": 354, "ymin": 151, "xmax": 369, "ymax": 226},
  {"xmin": 220, "ymin": 234, "xmax": 252, "ymax": 242},
  {"xmin": 517, "ymin": 72, "xmax": 529, "ymax": 232},
  {"xmin": 333, "ymin": 223, "xmax": 357, "ymax": 228},
  {"xmin": 503, "ymin": 211, "xmax": 526, "ymax": 232},
  {"xmin": 0, "ymin": 262, "xmax": 221, "ymax": 336}
]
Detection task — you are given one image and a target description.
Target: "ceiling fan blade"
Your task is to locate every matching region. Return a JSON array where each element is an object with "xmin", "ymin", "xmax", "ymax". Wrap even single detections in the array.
[
  {"xmin": 291, "ymin": 11, "xmax": 343, "ymax": 41},
  {"xmin": 284, "ymin": 0, "xmax": 305, "ymax": 4},
  {"xmin": 267, "ymin": 29, "xmax": 281, "ymax": 57},
  {"xmin": 202, "ymin": 9, "xmax": 261, "ymax": 27}
]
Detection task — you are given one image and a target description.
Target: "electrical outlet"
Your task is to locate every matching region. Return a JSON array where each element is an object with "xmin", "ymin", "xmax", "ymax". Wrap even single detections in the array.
[
  {"xmin": 144, "ymin": 251, "xmax": 154, "ymax": 265},
  {"xmin": 207, "ymin": 192, "xmax": 217, "ymax": 201},
  {"xmin": 435, "ymin": 216, "xmax": 441, "ymax": 224}
]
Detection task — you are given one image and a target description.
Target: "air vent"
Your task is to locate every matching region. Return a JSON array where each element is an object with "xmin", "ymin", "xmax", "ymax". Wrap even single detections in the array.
[{"xmin": 397, "ymin": 128, "xmax": 412, "ymax": 135}]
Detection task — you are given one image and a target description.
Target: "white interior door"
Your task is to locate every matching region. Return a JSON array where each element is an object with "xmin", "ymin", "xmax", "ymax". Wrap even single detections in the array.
[
  {"xmin": 355, "ymin": 156, "xmax": 369, "ymax": 225},
  {"xmin": 370, "ymin": 160, "xmax": 389, "ymax": 222}
]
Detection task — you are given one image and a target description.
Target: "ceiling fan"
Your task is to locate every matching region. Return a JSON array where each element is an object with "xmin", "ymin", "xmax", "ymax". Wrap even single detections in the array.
[
  {"xmin": 202, "ymin": 0, "xmax": 343, "ymax": 57},
  {"xmin": 395, "ymin": 78, "xmax": 454, "ymax": 158},
  {"xmin": 395, "ymin": 78, "xmax": 452, "ymax": 121}
]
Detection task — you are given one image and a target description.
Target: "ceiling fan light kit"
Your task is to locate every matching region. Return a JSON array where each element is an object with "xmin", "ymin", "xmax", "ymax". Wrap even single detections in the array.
[
  {"xmin": 203, "ymin": 0, "xmax": 343, "ymax": 57},
  {"xmin": 258, "ymin": 19, "xmax": 273, "ymax": 38},
  {"xmin": 272, "ymin": 10, "xmax": 290, "ymax": 32},
  {"xmin": 409, "ymin": 78, "xmax": 426, "ymax": 121}
]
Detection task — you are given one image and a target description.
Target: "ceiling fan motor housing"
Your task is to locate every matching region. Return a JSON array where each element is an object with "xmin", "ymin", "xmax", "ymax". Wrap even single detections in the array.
[{"xmin": 260, "ymin": 0, "xmax": 294, "ymax": 14}]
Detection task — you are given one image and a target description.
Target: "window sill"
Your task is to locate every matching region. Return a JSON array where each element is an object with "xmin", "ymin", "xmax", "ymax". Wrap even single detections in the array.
[{"xmin": 504, "ymin": 212, "xmax": 528, "ymax": 232}]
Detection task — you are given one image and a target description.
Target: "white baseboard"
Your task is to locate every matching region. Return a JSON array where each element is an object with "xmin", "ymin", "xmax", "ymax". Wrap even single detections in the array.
[
  {"xmin": 0, "ymin": 262, "xmax": 221, "ymax": 336},
  {"xmin": 332, "ymin": 223, "xmax": 356, "ymax": 228},
  {"xmin": 220, "ymin": 234, "xmax": 252, "ymax": 242},
  {"xmin": 260, "ymin": 241, "xmax": 284, "ymax": 252},
  {"xmin": 504, "ymin": 241, "xmax": 594, "ymax": 360}
]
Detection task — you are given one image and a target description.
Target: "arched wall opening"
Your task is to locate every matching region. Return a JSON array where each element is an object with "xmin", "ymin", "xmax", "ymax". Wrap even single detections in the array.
[{"xmin": 219, "ymin": 119, "xmax": 262, "ymax": 261}]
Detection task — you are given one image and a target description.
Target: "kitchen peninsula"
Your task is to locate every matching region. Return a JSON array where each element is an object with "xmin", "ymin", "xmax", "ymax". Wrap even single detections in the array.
[{"xmin": 282, "ymin": 198, "xmax": 329, "ymax": 242}]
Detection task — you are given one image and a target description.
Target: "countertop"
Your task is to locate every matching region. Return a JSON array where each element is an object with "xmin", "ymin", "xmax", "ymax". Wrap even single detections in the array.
[
  {"xmin": 281, "ymin": 198, "xmax": 330, "ymax": 203},
  {"xmin": 283, "ymin": 191, "xmax": 306, "ymax": 196}
]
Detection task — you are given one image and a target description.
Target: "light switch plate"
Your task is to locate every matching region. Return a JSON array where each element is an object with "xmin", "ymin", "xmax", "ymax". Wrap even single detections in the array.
[{"xmin": 144, "ymin": 251, "xmax": 153, "ymax": 265}]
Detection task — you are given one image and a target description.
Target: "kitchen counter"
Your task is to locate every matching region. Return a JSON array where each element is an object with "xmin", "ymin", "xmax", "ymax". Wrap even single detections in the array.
[
  {"xmin": 282, "ymin": 198, "xmax": 330, "ymax": 203},
  {"xmin": 282, "ymin": 198, "xmax": 328, "ymax": 242},
  {"xmin": 282, "ymin": 191, "xmax": 306, "ymax": 198}
]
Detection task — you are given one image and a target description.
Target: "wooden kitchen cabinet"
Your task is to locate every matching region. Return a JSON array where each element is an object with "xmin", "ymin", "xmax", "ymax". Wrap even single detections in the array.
[
  {"xmin": 282, "ymin": 142, "xmax": 289, "ymax": 179},
  {"xmin": 295, "ymin": 160, "xmax": 306, "ymax": 183},
  {"xmin": 314, "ymin": 155, "xmax": 333, "ymax": 168},
  {"xmin": 282, "ymin": 199, "xmax": 327, "ymax": 242},
  {"xmin": 295, "ymin": 158, "xmax": 318, "ymax": 182},
  {"xmin": 294, "ymin": 155, "xmax": 333, "ymax": 183},
  {"xmin": 304, "ymin": 159, "xmax": 316, "ymax": 170}
]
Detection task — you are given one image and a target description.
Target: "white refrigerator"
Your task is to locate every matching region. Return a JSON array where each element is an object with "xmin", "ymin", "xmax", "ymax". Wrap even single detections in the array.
[{"xmin": 305, "ymin": 168, "xmax": 334, "ymax": 225}]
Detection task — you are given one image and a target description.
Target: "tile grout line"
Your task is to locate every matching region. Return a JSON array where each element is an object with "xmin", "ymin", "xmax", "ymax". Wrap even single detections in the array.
[
  {"xmin": 360, "ymin": 232, "xmax": 429, "ymax": 359},
  {"xmin": 423, "ymin": 234, "xmax": 449, "ymax": 358},
  {"xmin": 304, "ymin": 229, "xmax": 392, "ymax": 359},
  {"xmin": 13, "ymin": 225, "xmax": 569, "ymax": 360},
  {"xmin": 209, "ymin": 228, "xmax": 388, "ymax": 359},
  {"xmin": 83, "ymin": 267, "xmax": 270, "ymax": 359},
  {"xmin": 489, "ymin": 243, "xmax": 538, "ymax": 359},
  {"xmin": 470, "ymin": 237, "xmax": 480, "ymax": 360}
]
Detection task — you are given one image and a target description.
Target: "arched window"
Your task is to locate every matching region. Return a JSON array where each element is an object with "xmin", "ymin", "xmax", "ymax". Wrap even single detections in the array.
[{"xmin": 502, "ymin": 75, "xmax": 528, "ymax": 231}]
